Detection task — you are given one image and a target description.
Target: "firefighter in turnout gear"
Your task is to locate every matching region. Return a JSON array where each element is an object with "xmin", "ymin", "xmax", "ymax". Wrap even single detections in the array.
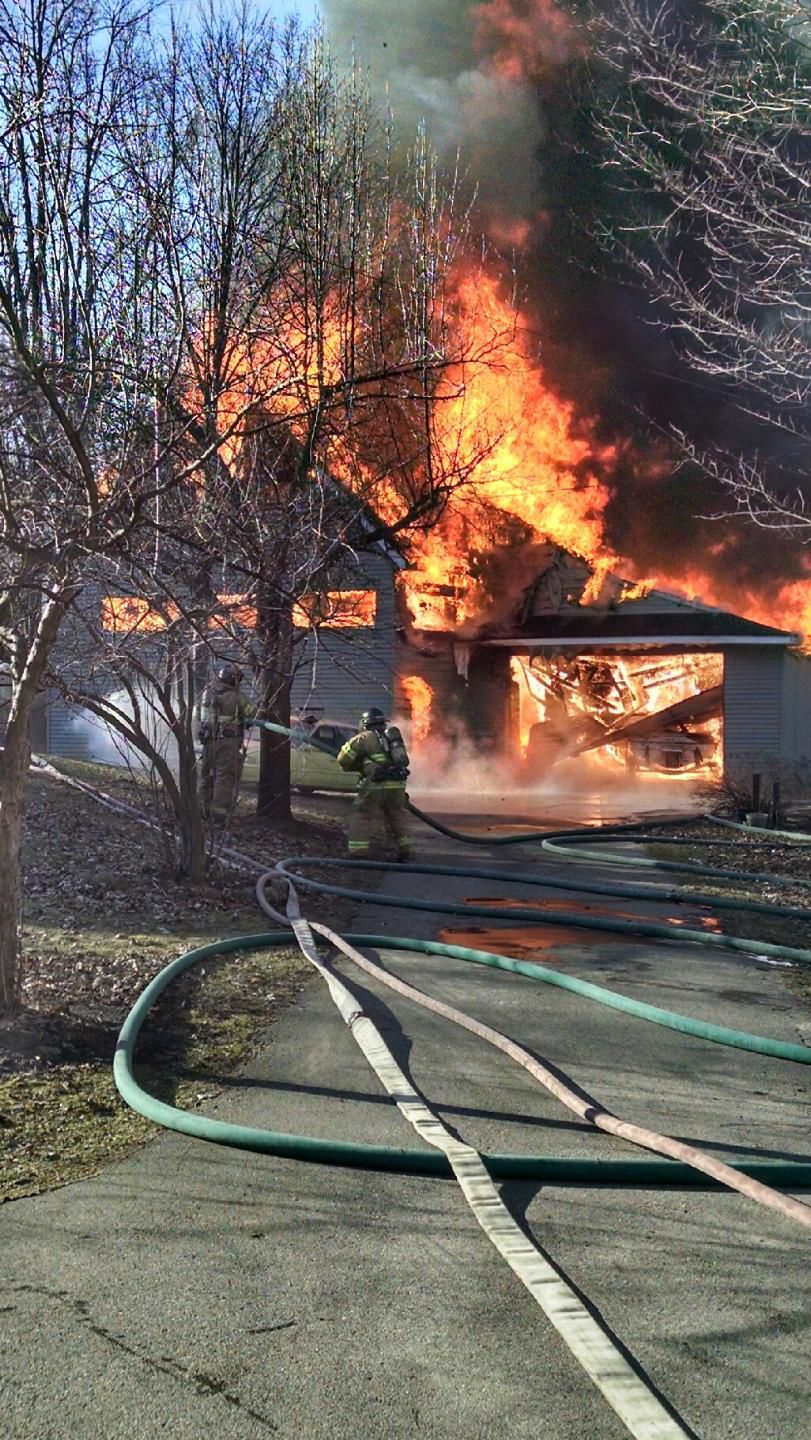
[
  {"xmin": 337, "ymin": 707, "xmax": 411, "ymax": 860},
  {"xmin": 197, "ymin": 664, "xmax": 255, "ymax": 822}
]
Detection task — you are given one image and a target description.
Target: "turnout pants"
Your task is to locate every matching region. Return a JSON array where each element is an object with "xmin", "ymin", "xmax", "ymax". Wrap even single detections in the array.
[
  {"xmin": 199, "ymin": 736, "xmax": 243, "ymax": 819},
  {"xmin": 348, "ymin": 783, "xmax": 410, "ymax": 856}
]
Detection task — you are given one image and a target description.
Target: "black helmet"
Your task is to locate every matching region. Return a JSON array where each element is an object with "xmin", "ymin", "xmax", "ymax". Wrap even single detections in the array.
[
  {"xmin": 361, "ymin": 706, "xmax": 387, "ymax": 731},
  {"xmin": 216, "ymin": 663, "xmax": 240, "ymax": 687}
]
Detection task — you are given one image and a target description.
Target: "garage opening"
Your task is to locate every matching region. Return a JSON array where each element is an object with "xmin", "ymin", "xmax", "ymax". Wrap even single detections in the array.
[{"xmin": 510, "ymin": 651, "xmax": 724, "ymax": 781}]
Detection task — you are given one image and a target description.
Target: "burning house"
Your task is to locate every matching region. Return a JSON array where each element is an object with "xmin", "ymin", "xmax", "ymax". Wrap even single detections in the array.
[
  {"xmin": 14, "ymin": 531, "xmax": 811, "ymax": 800},
  {"xmin": 36, "ymin": 524, "xmax": 804, "ymax": 799},
  {"xmin": 7, "ymin": 2, "xmax": 811, "ymax": 817},
  {"xmin": 295, "ymin": 0, "xmax": 811, "ymax": 799},
  {"xmin": 13, "ymin": 213, "xmax": 811, "ymax": 794}
]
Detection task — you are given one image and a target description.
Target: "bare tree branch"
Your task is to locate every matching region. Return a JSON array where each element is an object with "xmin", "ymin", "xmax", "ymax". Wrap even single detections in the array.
[{"xmin": 586, "ymin": 0, "xmax": 811, "ymax": 529}]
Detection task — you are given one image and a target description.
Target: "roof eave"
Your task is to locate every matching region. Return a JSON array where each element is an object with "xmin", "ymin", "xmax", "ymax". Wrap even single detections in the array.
[{"xmin": 481, "ymin": 633, "xmax": 801, "ymax": 648}]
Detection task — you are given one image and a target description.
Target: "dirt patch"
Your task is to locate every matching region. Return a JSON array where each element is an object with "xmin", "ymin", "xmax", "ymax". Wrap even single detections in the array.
[
  {"xmin": 0, "ymin": 761, "xmax": 353, "ymax": 1202},
  {"xmin": 645, "ymin": 818, "xmax": 811, "ymax": 1004}
]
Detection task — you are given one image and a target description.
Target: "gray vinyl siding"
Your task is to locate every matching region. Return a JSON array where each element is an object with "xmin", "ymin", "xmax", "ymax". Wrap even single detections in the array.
[
  {"xmin": 37, "ymin": 554, "xmax": 399, "ymax": 750},
  {"xmin": 780, "ymin": 651, "xmax": 811, "ymax": 770},
  {"xmin": 393, "ymin": 636, "xmax": 459, "ymax": 717},
  {"xmin": 0, "ymin": 684, "xmax": 49, "ymax": 753},
  {"xmin": 723, "ymin": 647, "xmax": 784, "ymax": 788},
  {"xmin": 391, "ymin": 637, "xmax": 517, "ymax": 743},
  {"xmin": 45, "ymin": 575, "xmax": 131, "ymax": 760},
  {"xmin": 44, "ymin": 695, "xmax": 87, "ymax": 758},
  {"xmin": 290, "ymin": 550, "xmax": 397, "ymax": 724}
]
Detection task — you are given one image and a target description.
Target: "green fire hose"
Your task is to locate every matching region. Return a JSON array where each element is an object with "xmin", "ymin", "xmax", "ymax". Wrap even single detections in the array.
[
  {"xmin": 113, "ymin": 923, "xmax": 811, "ymax": 1187},
  {"xmin": 114, "ymin": 741, "xmax": 811, "ymax": 1189},
  {"xmin": 110, "ymin": 724, "xmax": 811, "ymax": 1440},
  {"xmin": 272, "ymin": 855, "xmax": 811, "ymax": 966}
]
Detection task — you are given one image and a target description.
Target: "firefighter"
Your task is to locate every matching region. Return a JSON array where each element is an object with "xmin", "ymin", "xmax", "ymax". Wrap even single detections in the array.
[
  {"xmin": 337, "ymin": 706, "xmax": 412, "ymax": 861},
  {"xmin": 197, "ymin": 663, "xmax": 255, "ymax": 822}
]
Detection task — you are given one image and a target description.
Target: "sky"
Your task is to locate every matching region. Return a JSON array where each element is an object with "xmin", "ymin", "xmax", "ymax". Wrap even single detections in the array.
[
  {"xmin": 162, "ymin": 0, "xmax": 323, "ymax": 23},
  {"xmin": 289, "ymin": 0, "xmax": 321, "ymax": 19}
]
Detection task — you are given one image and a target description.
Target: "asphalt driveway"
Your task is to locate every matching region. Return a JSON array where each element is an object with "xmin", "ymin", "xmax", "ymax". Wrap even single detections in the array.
[{"xmin": 1, "ymin": 816, "xmax": 809, "ymax": 1439}]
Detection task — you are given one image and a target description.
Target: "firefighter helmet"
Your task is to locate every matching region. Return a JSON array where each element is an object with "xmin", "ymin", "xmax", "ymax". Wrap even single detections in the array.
[
  {"xmin": 361, "ymin": 706, "xmax": 387, "ymax": 731},
  {"xmin": 216, "ymin": 663, "xmax": 241, "ymax": 687}
]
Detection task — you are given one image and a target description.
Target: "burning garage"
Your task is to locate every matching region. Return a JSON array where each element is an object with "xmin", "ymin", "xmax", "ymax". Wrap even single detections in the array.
[{"xmin": 394, "ymin": 547, "xmax": 811, "ymax": 797}]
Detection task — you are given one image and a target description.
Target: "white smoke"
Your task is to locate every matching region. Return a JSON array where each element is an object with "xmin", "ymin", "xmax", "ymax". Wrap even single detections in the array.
[
  {"xmin": 320, "ymin": 0, "xmax": 560, "ymax": 233},
  {"xmin": 409, "ymin": 731, "xmax": 702, "ymax": 823},
  {"xmin": 67, "ymin": 687, "xmax": 180, "ymax": 776}
]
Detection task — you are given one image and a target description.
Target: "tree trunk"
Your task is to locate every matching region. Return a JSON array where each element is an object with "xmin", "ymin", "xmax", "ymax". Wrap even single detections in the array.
[
  {"xmin": 0, "ymin": 593, "xmax": 66, "ymax": 1014},
  {"xmin": 257, "ymin": 602, "xmax": 292, "ymax": 822},
  {"xmin": 177, "ymin": 798, "xmax": 207, "ymax": 882},
  {"xmin": 0, "ymin": 703, "xmax": 32, "ymax": 1013},
  {"xmin": 145, "ymin": 714, "xmax": 206, "ymax": 883},
  {"xmin": 175, "ymin": 739, "xmax": 207, "ymax": 883}
]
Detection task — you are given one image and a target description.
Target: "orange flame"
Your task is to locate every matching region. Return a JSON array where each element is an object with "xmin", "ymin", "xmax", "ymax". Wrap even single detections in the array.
[
  {"xmin": 395, "ymin": 267, "xmax": 811, "ymax": 647},
  {"xmin": 402, "ymin": 270, "xmax": 618, "ymax": 631},
  {"xmin": 513, "ymin": 651, "xmax": 723, "ymax": 777},
  {"xmin": 213, "ymin": 594, "xmax": 259, "ymax": 630},
  {"xmin": 473, "ymin": 0, "xmax": 577, "ymax": 77},
  {"xmin": 401, "ymin": 675, "xmax": 434, "ymax": 743},
  {"xmin": 103, "ymin": 590, "xmax": 376, "ymax": 635},
  {"xmin": 640, "ymin": 565, "xmax": 811, "ymax": 649},
  {"xmin": 188, "ymin": 287, "xmax": 347, "ymax": 474},
  {"xmin": 101, "ymin": 596, "xmax": 177, "ymax": 633},
  {"xmin": 197, "ymin": 245, "xmax": 811, "ymax": 649}
]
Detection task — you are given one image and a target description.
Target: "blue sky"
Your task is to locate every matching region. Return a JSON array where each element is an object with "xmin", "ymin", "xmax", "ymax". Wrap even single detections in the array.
[
  {"xmin": 288, "ymin": 0, "xmax": 321, "ymax": 20},
  {"xmin": 160, "ymin": 1, "xmax": 323, "ymax": 25}
]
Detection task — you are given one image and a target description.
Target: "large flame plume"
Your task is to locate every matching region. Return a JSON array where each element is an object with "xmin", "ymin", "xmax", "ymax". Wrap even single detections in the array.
[
  {"xmin": 402, "ymin": 270, "xmax": 619, "ymax": 632},
  {"xmin": 321, "ymin": 0, "xmax": 811, "ymax": 645},
  {"xmin": 398, "ymin": 270, "xmax": 811, "ymax": 644}
]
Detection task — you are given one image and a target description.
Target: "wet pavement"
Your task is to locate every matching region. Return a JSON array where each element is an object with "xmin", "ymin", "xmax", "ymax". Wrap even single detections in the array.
[
  {"xmin": 1, "ymin": 803, "xmax": 809, "ymax": 1440},
  {"xmin": 438, "ymin": 892, "xmax": 723, "ymax": 955}
]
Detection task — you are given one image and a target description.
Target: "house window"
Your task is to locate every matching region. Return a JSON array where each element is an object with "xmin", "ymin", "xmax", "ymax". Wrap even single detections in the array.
[
  {"xmin": 212, "ymin": 595, "xmax": 259, "ymax": 629},
  {"xmin": 101, "ymin": 588, "xmax": 377, "ymax": 634},
  {"xmin": 293, "ymin": 590, "xmax": 377, "ymax": 629},
  {"xmin": 101, "ymin": 596, "xmax": 173, "ymax": 632}
]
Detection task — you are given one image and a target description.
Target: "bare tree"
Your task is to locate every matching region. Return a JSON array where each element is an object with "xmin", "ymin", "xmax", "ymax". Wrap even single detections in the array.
[
  {"xmin": 0, "ymin": 0, "xmax": 333, "ymax": 1005},
  {"xmin": 62, "ymin": 5, "xmax": 312, "ymax": 855},
  {"xmin": 0, "ymin": 0, "xmax": 301, "ymax": 1008},
  {"xmin": 191, "ymin": 36, "xmax": 497, "ymax": 819},
  {"xmin": 585, "ymin": 0, "xmax": 811, "ymax": 529},
  {"xmin": 0, "ymin": 2, "xmax": 501, "ymax": 1004},
  {"xmin": 0, "ymin": 0, "xmax": 192, "ymax": 1012},
  {"xmin": 37, "ymin": 15, "xmax": 488, "ymax": 880},
  {"xmin": 50, "ymin": 566, "xmax": 217, "ymax": 881}
]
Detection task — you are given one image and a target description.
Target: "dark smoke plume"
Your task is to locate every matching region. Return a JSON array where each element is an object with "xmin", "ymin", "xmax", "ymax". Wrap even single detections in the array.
[{"xmin": 322, "ymin": 0, "xmax": 811, "ymax": 602}]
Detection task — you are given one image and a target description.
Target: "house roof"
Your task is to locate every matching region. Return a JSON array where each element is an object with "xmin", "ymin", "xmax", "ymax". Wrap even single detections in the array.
[
  {"xmin": 314, "ymin": 466, "xmax": 408, "ymax": 570},
  {"xmin": 479, "ymin": 605, "xmax": 799, "ymax": 649}
]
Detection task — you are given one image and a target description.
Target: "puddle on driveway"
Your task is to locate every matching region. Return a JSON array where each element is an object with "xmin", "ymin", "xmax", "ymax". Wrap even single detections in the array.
[
  {"xmin": 438, "ymin": 923, "xmax": 625, "ymax": 958},
  {"xmin": 441, "ymin": 896, "xmax": 724, "ymax": 959},
  {"xmin": 666, "ymin": 912, "xmax": 722, "ymax": 932}
]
